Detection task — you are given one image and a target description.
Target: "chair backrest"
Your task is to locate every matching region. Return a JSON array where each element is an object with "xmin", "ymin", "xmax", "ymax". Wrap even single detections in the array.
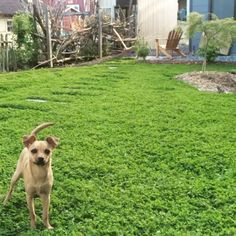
[{"xmin": 165, "ymin": 28, "xmax": 183, "ymax": 50}]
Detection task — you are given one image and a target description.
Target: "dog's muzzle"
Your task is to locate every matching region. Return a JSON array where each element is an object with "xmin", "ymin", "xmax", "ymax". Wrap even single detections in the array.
[{"xmin": 35, "ymin": 157, "xmax": 45, "ymax": 166}]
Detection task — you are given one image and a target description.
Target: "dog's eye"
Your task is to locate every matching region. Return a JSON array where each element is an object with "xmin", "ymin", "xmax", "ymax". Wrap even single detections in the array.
[
  {"xmin": 44, "ymin": 149, "xmax": 51, "ymax": 155},
  {"xmin": 31, "ymin": 148, "xmax": 37, "ymax": 154}
]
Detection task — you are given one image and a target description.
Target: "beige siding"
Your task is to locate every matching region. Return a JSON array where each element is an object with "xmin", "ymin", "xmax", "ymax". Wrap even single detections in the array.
[{"xmin": 138, "ymin": 0, "xmax": 178, "ymax": 49}]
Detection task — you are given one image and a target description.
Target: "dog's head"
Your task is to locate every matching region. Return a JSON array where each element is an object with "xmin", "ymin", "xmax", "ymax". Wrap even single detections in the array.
[{"xmin": 23, "ymin": 135, "xmax": 59, "ymax": 166}]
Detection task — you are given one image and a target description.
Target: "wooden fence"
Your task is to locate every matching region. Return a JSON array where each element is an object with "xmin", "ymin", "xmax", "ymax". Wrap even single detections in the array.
[{"xmin": 0, "ymin": 34, "xmax": 16, "ymax": 72}]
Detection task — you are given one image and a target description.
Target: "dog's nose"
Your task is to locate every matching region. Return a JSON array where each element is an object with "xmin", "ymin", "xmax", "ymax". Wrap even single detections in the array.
[
  {"xmin": 38, "ymin": 157, "xmax": 44, "ymax": 162},
  {"xmin": 35, "ymin": 157, "xmax": 45, "ymax": 166}
]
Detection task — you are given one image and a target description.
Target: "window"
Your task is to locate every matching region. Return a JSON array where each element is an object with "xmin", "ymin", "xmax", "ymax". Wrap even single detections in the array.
[
  {"xmin": 7, "ymin": 21, "xmax": 13, "ymax": 32},
  {"xmin": 178, "ymin": 0, "xmax": 187, "ymax": 21}
]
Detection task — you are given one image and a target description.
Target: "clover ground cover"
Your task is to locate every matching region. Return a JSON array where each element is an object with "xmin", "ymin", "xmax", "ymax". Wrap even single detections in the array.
[{"xmin": 0, "ymin": 60, "xmax": 235, "ymax": 235}]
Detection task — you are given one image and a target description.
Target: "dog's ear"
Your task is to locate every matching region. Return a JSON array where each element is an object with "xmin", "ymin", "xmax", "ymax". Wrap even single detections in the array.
[
  {"xmin": 23, "ymin": 135, "xmax": 36, "ymax": 148},
  {"xmin": 46, "ymin": 136, "xmax": 59, "ymax": 149}
]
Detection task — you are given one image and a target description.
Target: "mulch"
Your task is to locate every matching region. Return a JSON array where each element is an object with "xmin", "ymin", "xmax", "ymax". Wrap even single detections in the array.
[{"xmin": 176, "ymin": 71, "xmax": 236, "ymax": 93}]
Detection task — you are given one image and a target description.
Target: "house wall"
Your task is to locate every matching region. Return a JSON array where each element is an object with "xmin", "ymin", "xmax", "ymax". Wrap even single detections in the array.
[
  {"xmin": 190, "ymin": 0, "xmax": 210, "ymax": 15},
  {"xmin": 189, "ymin": 0, "xmax": 210, "ymax": 53},
  {"xmin": 137, "ymin": 0, "xmax": 178, "ymax": 49},
  {"xmin": 84, "ymin": 0, "xmax": 92, "ymax": 12},
  {"xmin": 212, "ymin": 0, "xmax": 235, "ymax": 18},
  {"xmin": 63, "ymin": 15, "xmax": 83, "ymax": 31}
]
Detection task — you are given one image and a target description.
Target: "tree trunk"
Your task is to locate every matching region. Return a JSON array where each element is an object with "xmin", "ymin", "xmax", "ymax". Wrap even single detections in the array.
[
  {"xmin": 202, "ymin": 40, "xmax": 209, "ymax": 72},
  {"xmin": 202, "ymin": 58, "xmax": 207, "ymax": 72},
  {"xmin": 97, "ymin": 0, "xmax": 102, "ymax": 58}
]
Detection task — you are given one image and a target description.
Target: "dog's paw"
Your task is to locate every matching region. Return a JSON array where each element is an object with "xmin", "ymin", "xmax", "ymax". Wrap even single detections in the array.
[
  {"xmin": 30, "ymin": 221, "xmax": 36, "ymax": 229},
  {"xmin": 46, "ymin": 225, "xmax": 54, "ymax": 230},
  {"xmin": 2, "ymin": 196, "xmax": 9, "ymax": 206},
  {"xmin": 1, "ymin": 195, "xmax": 5, "ymax": 205}
]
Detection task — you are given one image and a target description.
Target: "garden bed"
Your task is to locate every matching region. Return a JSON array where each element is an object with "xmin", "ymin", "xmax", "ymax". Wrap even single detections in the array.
[{"xmin": 176, "ymin": 71, "xmax": 236, "ymax": 93}]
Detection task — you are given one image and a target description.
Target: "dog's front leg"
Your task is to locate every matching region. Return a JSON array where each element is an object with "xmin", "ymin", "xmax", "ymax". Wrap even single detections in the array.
[
  {"xmin": 26, "ymin": 194, "xmax": 36, "ymax": 228},
  {"xmin": 40, "ymin": 194, "xmax": 53, "ymax": 229}
]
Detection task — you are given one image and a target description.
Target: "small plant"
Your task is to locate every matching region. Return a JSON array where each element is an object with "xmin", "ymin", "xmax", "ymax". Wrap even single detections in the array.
[
  {"xmin": 134, "ymin": 39, "xmax": 150, "ymax": 60},
  {"xmin": 197, "ymin": 44, "xmax": 219, "ymax": 63}
]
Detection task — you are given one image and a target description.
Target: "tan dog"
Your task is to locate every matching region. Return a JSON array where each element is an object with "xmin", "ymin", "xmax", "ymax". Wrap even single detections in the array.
[{"xmin": 3, "ymin": 122, "xmax": 59, "ymax": 229}]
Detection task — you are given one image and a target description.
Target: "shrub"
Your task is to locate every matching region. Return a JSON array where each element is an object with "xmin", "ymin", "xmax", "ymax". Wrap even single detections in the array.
[
  {"xmin": 134, "ymin": 39, "xmax": 150, "ymax": 60},
  {"xmin": 12, "ymin": 13, "xmax": 39, "ymax": 69},
  {"xmin": 197, "ymin": 44, "xmax": 219, "ymax": 63}
]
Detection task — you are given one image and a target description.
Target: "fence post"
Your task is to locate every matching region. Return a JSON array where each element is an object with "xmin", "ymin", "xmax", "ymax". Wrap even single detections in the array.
[
  {"xmin": 98, "ymin": 0, "xmax": 102, "ymax": 58},
  {"xmin": 5, "ymin": 34, "xmax": 9, "ymax": 72},
  {"xmin": 0, "ymin": 34, "xmax": 2, "ymax": 72},
  {"xmin": 0, "ymin": 34, "xmax": 5, "ymax": 72},
  {"xmin": 45, "ymin": 6, "xmax": 53, "ymax": 68}
]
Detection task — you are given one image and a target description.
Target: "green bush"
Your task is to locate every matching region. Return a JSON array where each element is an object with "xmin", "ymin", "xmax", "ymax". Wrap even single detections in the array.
[
  {"xmin": 79, "ymin": 37, "xmax": 98, "ymax": 58},
  {"xmin": 197, "ymin": 44, "xmax": 219, "ymax": 62},
  {"xmin": 12, "ymin": 13, "xmax": 39, "ymax": 68},
  {"xmin": 135, "ymin": 39, "xmax": 150, "ymax": 60}
]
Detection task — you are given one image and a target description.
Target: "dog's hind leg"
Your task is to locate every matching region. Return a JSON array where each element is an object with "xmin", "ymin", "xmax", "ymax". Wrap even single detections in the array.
[{"xmin": 3, "ymin": 169, "xmax": 22, "ymax": 205}]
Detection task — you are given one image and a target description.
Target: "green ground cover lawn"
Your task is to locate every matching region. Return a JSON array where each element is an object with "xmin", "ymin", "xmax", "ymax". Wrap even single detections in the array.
[{"xmin": 0, "ymin": 59, "xmax": 235, "ymax": 235}]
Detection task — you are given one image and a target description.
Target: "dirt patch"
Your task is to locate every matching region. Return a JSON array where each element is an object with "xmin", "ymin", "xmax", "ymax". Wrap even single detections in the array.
[{"xmin": 176, "ymin": 71, "xmax": 236, "ymax": 93}]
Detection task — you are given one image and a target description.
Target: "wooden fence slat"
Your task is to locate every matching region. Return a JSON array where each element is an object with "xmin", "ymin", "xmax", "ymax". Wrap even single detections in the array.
[{"xmin": 0, "ymin": 33, "xmax": 13, "ymax": 72}]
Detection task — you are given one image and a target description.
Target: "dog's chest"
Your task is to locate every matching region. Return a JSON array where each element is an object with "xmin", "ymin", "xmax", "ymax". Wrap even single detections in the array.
[
  {"xmin": 27, "ymin": 181, "xmax": 53, "ymax": 196},
  {"xmin": 23, "ymin": 163, "xmax": 53, "ymax": 196},
  {"xmin": 24, "ymin": 171, "xmax": 53, "ymax": 196}
]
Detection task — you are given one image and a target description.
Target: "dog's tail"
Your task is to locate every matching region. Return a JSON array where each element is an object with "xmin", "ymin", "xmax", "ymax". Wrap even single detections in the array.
[{"xmin": 31, "ymin": 122, "xmax": 54, "ymax": 135}]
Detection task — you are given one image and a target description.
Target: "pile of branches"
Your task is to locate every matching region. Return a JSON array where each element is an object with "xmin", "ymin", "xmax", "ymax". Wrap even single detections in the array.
[{"xmin": 22, "ymin": 0, "xmax": 136, "ymax": 67}]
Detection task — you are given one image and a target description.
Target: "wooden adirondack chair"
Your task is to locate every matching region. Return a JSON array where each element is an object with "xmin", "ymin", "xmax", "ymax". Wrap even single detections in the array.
[{"xmin": 155, "ymin": 28, "xmax": 186, "ymax": 58}]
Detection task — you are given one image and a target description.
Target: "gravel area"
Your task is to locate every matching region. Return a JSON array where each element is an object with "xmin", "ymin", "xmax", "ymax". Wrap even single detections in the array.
[{"xmin": 146, "ymin": 54, "xmax": 236, "ymax": 63}]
